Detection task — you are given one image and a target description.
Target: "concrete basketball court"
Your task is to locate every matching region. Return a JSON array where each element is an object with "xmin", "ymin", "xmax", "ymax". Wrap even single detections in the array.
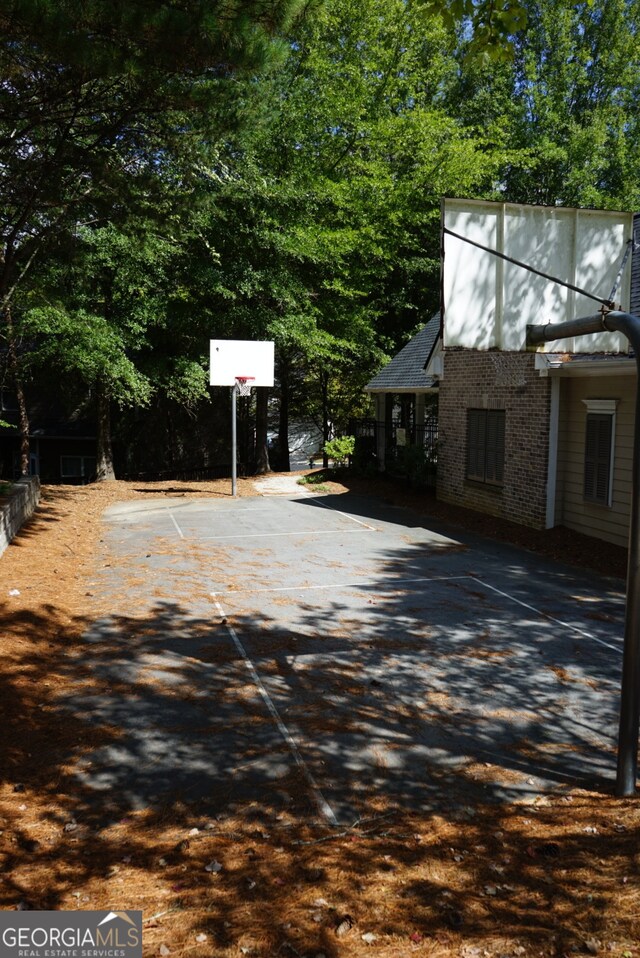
[{"xmin": 70, "ymin": 481, "xmax": 627, "ymax": 824}]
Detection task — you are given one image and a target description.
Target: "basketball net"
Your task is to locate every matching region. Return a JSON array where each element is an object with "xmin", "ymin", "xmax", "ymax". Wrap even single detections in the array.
[{"xmin": 235, "ymin": 376, "xmax": 255, "ymax": 397}]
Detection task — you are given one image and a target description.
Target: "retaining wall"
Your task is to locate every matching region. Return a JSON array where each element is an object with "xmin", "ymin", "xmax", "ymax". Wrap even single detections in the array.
[{"xmin": 0, "ymin": 477, "xmax": 41, "ymax": 558}]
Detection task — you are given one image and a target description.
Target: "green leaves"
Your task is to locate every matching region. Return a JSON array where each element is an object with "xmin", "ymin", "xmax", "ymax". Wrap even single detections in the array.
[
  {"xmin": 474, "ymin": 0, "xmax": 640, "ymax": 210},
  {"xmin": 422, "ymin": 0, "xmax": 528, "ymax": 62},
  {"xmin": 22, "ymin": 304, "xmax": 153, "ymax": 405},
  {"xmin": 191, "ymin": 0, "xmax": 503, "ymax": 431},
  {"xmin": 7, "ymin": 0, "xmax": 637, "ymax": 472},
  {"xmin": 162, "ymin": 359, "xmax": 211, "ymax": 407},
  {"xmin": 1, "ymin": 0, "xmax": 307, "ymax": 78}
]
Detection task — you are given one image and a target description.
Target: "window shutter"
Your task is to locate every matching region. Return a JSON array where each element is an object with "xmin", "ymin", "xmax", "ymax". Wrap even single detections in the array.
[
  {"xmin": 466, "ymin": 409, "xmax": 505, "ymax": 485},
  {"xmin": 485, "ymin": 410, "xmax": 505, "ymax": 483},
  {"xmin": 467, "ymin": 410, "xmax": 486, "ymax": 481},
  {"xmin": 584, "ymin": 414, "xmax": 612, "ymax": 504}
]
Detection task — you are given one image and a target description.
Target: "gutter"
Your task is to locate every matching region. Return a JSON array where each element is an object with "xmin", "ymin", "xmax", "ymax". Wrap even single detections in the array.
[{"xmin": 535, "ymin": 353, "xmax": 635, "ymax": 378}]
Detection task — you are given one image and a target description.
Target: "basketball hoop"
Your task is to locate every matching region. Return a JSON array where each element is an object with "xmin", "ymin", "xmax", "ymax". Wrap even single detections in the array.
[
  {"xmin": 210, "ymin": 341, "xmax": 274, "ymax": 499},
  {"xmin": 235, "ymin": 376, "xmax": 255, "ymax": 397}
]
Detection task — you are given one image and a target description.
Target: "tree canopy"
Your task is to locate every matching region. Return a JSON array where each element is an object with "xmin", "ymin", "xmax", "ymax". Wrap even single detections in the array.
[
  {"xmin": 4, "ymin": 0, "xmax": 640, "ymax": 479},
  {"xmin": 0, "ymin": 0, "xmax": 310, "ymax": 473}
]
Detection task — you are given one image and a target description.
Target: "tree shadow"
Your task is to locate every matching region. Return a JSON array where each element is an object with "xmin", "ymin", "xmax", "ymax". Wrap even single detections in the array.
[
  {"xmin": 0, "ymin": 487, "xmax": 636, "ymax": 953},
  {"xmin": 323, "ymin": 476, "xmax": 630, "ymax": 580}
]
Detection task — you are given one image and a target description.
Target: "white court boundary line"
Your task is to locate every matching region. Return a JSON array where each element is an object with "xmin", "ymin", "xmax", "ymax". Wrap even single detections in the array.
[
  {"xmin": 478, "ymin": 579, "xmax": 623, "ymax": 653},
  {"xmin": 311, "ymin": 497, "xmax": 377, "ymax": 531},
  {"xmin": 211, "ymin": 593, "xmax": 340, "ymax": 827},
  {"xmin": 170, "ymin": 513, "xmax": 185, "ymax": 539},
  {"xmin": 193, "ymin": 497, "xmax": 378, "ymax": 540},
  {"xmin": 215, "ymin": 573, "xmax": 623, "ymax": 654},
  {"xmin": 197, "ymin": 528, "xmax": 374, "ymax": 541},
  {"xmin": 217, "ymin": 574, "xmax": 471, "ymax": 596}
]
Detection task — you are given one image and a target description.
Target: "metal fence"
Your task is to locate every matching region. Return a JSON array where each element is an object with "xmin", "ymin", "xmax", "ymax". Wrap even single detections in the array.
[{"xmin": 349, "ymin": 417, "xmax": 438, "ymax": 486}]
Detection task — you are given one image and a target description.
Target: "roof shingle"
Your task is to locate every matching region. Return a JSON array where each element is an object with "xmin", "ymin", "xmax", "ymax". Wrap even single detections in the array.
[{"xmin": 365, "ymin": 313, "xmax": 440, "ymax": 392}]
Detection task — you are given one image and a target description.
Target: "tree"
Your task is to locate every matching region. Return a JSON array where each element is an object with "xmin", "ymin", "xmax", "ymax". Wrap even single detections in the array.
[
  {"xmin": 425, "ymin": 0, "xmax": 529, "ymax": 62},
  {"xmin": 6, "ymin": 0, "xmax": 596, "ymax": 483},
  {"xmin": 21, "ymin": 223, "xmax": 175, "ymax": 478},
  {"xmin": 0, "ymin": 0, "xmax": 309, "ymax": 473},
  {"xmin": 0, "ymin": 0, "xmax": 309, "ymax": 305},
  {"xmin": 448, "ymin": 0, "xmax": 640, "ymax": 210},
  {"xmin": 223, "ymin": 0, "xmax": 500, "ymax": 459}
]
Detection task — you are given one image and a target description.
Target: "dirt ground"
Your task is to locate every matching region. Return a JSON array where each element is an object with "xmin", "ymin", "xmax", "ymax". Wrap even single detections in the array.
[{"xmin": 0, "ymin": 473, "xmax": 638, "ymax": 958}]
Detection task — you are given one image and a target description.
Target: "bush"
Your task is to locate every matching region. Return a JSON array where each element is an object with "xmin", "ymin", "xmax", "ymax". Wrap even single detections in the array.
[
  {"xmin": 323, "ymin": 435, "xmax": 355, "ymax": 467},
  {"xmin": 398, "ymin": 444, "xmax": 434, "ymax": 487}
]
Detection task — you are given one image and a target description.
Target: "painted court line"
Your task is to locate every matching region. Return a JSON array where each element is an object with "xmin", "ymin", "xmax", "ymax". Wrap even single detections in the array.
[
  {"xmin": 170, "ymin": 513, "xmax": 185, "ymax": 539},
  {"xmin": 477, "ymin": 579, "xmax": 623, "ymax": 653},
  {"xmin": 216, "ymin": 572, "xmax": 622, "ymax": 655},
  {"xmin": 216, "ymin": 574, "xmax": 473, "ymax": 596},
  {"xmin": 311, "ymin": 498, "xmax": 378, "ymax": 531},
  {"xmin": 196, "ymin": 528, "xmax": 375, "ymax": 541},
  {"xmin": 211, "ymin": 594, "xmax": 340, "ymax": 827}
]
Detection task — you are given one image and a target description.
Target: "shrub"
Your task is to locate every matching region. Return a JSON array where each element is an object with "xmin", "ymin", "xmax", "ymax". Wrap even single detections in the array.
[
  {"xmin": 399, "ymin": 444, "xmax": 433, "ymax": 487},
  {"xmin": 323, "ymin": 435, "xmax": 355, "ymax": 467}
]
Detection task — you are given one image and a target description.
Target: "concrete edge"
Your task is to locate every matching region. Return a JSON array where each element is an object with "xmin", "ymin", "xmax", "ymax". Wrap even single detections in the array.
[{"xmin": 0, "ymin": 476, "xmax": 41, "ymax": 559}]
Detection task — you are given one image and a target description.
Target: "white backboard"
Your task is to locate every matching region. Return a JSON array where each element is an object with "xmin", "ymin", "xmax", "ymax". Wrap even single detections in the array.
[
  {"xmin": 442, "ymin": 199, "xmax": 634, "ymax": 353},
  {"xmin": 210, "ymin": 340, "xmax": 275, "ymax": 387}
]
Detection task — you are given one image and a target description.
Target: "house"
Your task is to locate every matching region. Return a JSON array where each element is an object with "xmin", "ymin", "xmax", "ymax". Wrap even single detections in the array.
[
  {"xmin": 364, "ymin": 200, "xmax": 638, "ymax": 549},
  {"xmin": 0, "ymin": 387, "xmax": 97, "ymax": 483},
  {"xmin": 430, "ymin": 336, "xmax": 637, "ymax": 548},
  {"xmin": 430, "ymin": 199, "xmax": 638, "ymax": 549},
  {"xmin": 360, "ymin": 314, "xmax": 440, "ymax": 477}
]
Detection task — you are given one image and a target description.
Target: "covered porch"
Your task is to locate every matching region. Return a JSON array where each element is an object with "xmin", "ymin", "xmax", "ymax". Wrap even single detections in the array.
[{"xmin": 356, "ymin": 315, "xmax": 440, "ymax": 485}]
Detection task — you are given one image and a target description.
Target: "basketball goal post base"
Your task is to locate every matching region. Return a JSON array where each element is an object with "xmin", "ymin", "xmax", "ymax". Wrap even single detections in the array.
[{"xmin": 528, "ymin": 311, "xmax": 640, "ymax": 797}]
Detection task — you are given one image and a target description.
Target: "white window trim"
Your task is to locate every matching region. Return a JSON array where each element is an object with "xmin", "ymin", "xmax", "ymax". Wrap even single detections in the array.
[{"xmin": 582, "ymin": 399, "xmax": 617, "ymax": 507}]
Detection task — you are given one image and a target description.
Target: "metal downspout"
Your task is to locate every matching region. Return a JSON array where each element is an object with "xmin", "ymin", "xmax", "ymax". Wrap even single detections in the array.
[{"xmin": 527, "ymin": 311, "xmax": 640, "ymax": 796}]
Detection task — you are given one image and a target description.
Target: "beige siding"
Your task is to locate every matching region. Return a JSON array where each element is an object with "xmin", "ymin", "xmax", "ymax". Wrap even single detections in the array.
[{"xmin": 556, "ymin": 375, "xmax": 635, "ymax": 548}]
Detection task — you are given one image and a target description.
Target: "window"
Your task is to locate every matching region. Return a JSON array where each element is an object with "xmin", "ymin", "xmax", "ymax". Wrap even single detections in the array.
[
  {"xmin": 466, "ymin": 409, "xmax": 505, "ymax": 485},
  {"xmin": 583, "ymin": 400, "xmax": 616, "ymax": 506},
  {"xmin": 0, "ymin": 388, "xmax": 18, "ymax": 412},
  {"xmin": 60, "ymin": 456, "xmax": 96, "ymax": 480}
]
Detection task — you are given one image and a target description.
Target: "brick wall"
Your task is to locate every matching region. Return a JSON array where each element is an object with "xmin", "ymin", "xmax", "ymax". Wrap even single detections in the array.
[{"xmin": 437, "ymin": 350, "xmax": 551, "ymax": 529}]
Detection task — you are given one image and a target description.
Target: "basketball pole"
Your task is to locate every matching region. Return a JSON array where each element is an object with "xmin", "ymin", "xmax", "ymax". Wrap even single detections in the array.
[
  {"xmin": 231, "ymin": 383, "xmax": 238, "ymax": 498},
  {"xmin": 527, "ymin": 310, "xmax": 640, "ymax": 797}
]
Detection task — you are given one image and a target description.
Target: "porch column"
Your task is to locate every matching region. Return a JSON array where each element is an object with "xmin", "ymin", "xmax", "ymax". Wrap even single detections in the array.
[{"xmin": 375, "ymin": 393, "xmax": 386, "ymax": 472}]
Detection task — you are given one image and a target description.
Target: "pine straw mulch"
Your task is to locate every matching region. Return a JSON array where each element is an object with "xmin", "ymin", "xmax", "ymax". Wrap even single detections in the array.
[{"xmin": 0, "ymin": 475, "xmax": 639, "ymax": 958}]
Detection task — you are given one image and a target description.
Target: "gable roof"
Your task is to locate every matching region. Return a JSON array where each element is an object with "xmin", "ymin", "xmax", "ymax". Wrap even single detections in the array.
[{"xmin": 365, "ymin": 313, "xmax": 440, "ymax": 393}]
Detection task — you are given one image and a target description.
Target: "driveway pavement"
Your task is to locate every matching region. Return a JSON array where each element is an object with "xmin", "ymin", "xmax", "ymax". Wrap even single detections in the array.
[{"xmin": 68, "ymin": 487, "xmax": 626, "ymax": 824}]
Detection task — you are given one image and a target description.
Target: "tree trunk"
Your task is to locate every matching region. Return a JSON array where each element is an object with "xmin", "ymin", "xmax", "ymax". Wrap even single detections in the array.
[
  {"xmin": 278, "ymin": 366, "xmax": 290, "ymax": 473},
  {"xmin": 95, "ymin": 381, "xmax": 116, "ymax": 481},
  {"xmin": 5, "ymin": 303, "xmax": 30, "ymax": 476},
  {"xmin": 254, "ymin": 387, "xmax": 271, "ymax": 474}
]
